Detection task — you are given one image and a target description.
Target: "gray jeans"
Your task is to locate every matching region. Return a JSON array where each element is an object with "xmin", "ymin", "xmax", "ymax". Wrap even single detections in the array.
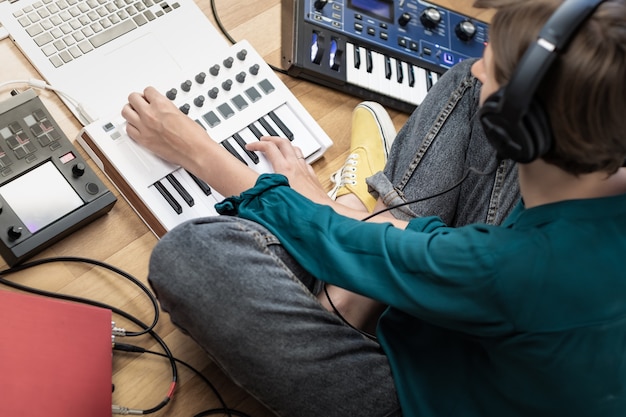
[{"xmin": 148, "ymin": 59, "xmax": 520, "ymax": 417}]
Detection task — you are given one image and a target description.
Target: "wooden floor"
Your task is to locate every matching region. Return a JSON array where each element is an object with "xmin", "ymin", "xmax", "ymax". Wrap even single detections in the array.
[{"xmin": 0, "ymin": 1, "xmax": 491, "ymax": 416}]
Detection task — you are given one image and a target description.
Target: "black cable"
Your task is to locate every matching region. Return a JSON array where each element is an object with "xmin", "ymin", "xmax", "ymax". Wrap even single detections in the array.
[
  {"xmin": 113, "ymin": 343, "xmax": 248, "ymax": 417},
  {"xmin": 323, "ymin": 283, "xmax": 378, "ymax": 341},
  {"xmin": 360, "ymin": 166, "xmax": 498, "ymax": 222},
  {"xmin": 0, "ymin": 256, "xmax": 159, "ymax": 336},
  {"xmin": 0, "ymin": 256, "xmax": 177, "ymax": 414},
  {"xmin": 209, "ymin": 0, "xmax": 288, "ymax": 75}
]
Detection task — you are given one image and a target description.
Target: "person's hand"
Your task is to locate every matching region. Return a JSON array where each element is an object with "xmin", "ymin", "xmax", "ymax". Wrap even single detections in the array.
[
  {"xmin": 247, "ymin": 136, "xmax": 333, "ymax": 205},
  {"xmin": 121, "ymin": 86, "xmax": 210, "ymax": 169}
]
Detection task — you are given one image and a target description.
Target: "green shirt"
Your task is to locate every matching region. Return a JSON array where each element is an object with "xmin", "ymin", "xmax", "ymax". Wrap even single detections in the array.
[{"xmin": 217, "ymin": 174, "xmax": 626, "ymax": 417}]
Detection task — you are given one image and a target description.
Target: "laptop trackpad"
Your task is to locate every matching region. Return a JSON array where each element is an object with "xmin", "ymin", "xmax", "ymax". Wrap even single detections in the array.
[{"xmin": 87, "ymin": 33, "xmax": 184, "ymax": 118}]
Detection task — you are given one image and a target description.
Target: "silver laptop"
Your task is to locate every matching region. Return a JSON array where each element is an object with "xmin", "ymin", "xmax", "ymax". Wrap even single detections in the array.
[{"xmin": 0, "ymin": 0, "xmax": 229, "ymax": 125}]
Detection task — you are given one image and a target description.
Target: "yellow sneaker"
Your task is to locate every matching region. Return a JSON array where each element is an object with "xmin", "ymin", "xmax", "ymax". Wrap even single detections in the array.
[{"xmin": 328, "ymin": 101, "xmax": 396, "ymax": 211}]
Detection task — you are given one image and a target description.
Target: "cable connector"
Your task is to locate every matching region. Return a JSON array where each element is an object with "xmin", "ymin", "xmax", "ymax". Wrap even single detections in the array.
[
  {"xmin": 112, "ymin": 405, "xmax": 143, "ymax": 415},
  {"xmin": 112, "ymin": 321, "xmax": 127, "ymax": 336}
]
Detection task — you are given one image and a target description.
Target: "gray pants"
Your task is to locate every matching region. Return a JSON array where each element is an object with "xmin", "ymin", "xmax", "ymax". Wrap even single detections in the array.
[{"xmin": 148, "ymin": 59, "xmax": 520, "ymax": 417}]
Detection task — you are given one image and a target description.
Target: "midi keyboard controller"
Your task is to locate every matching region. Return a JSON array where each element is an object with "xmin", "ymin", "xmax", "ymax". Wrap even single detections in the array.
[{"xmin": 282, "ymin": 0, "xmax": 489, "ymax": 113}]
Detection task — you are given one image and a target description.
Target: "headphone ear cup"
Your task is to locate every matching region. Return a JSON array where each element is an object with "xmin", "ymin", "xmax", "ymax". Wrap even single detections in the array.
[
  {"xmin": 479, "ymin": 90, "xmax": 527, "ymax": 161},
  {"xmin": 521, "ymin": 99, "xmax": 553, "ymax": 161},
  {"xmin": 479, "ymin": 91, "xmax": 553, "ymax": 163}
]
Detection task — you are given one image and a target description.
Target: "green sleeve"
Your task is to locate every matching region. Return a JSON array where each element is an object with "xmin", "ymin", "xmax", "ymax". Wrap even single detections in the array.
[{"xmin": 216, "ymin": 174, "xmax": 513, "ymax": 335}]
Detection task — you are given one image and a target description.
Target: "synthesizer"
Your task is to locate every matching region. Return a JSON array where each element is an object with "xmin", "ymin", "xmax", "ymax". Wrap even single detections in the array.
[
  {"xmin": 0, "ymin": 89, "xmax": 116, "ymax": 265},
  {"xmin": 78, "ymin": 40, "xmax": 333, "ymax": 238},
  {"xmin": 281, "ymin": 0, "xmax": 489, "ymax": 113}
]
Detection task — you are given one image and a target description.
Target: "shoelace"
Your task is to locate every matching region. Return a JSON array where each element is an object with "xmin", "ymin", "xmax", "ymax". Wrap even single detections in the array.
[{"xmin": 328, "ymin": 153, "xmax": 360, "ymax": 199}]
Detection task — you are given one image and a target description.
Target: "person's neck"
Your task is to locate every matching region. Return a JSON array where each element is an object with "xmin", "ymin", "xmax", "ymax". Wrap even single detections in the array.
[{"xmin": 518, "ymin": 159, "xmax": 626, "ymax": 209}]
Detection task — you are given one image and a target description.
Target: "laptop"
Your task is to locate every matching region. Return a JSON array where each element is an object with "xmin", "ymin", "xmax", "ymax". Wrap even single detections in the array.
[
  {"xmin": 0, "ymin": 0, "xmax": 230, "ymax": 125},
  {"xmin": 0, "ymin": 289, "xmax": 113, "ymax": 417}
]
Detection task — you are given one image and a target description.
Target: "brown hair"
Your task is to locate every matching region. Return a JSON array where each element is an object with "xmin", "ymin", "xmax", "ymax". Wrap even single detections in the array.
[{"xmin": 474, "ymin": 0, "xmax": 626, "ymax": 174}]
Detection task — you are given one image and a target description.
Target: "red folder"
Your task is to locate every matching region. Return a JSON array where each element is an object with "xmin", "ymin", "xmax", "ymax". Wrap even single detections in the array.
[{"xmin": 0, "ymin": 289, "xmax": 112, "ymax": 417}]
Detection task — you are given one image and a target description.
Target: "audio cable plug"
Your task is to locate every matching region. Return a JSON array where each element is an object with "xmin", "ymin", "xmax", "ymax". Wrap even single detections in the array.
[
  {"xmin": 112, "ymin": 321, "xmax": 127, "ymax": 337},
  {"xmin": 112, "ymin": 405, "xmax": 143, "ymax": 415}
]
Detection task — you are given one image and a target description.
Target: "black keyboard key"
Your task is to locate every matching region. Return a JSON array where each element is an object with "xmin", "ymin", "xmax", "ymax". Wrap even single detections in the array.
[
  {"xmin": 384, "ymin": 56, "xmax": 392, "ymax": 80},
  {"xmin": 408, "ymin": 64, "xmax": 415, "ymax": 87},
  {"xmin": 222, "ymin": 140, "xmax": 247, "ymax": 165},
  {"xmin": 354, "ymin": 45, "xmax": 361, "ymax": 69},
  {"xmin": 258, "ymin": 117, "xmax": 278, "ymax": 137},
  {"xmin": 366, "ymin": 49, "xmax": 373, "ymax": 73},
  {"xmin": 154, "ymin": 181, "xmax": 182, "ymax": 214},
  {"xmin": 268, "ymin": 111, "xmax": 294, "ymax": 141},
  {"xmin": 248, "ymin": 123, "xmax": 264, "ymax": 140},
  {"xmin": 232, "ymin": 133, "xmax": 259, "ymax": 164},
  {"xmin": 396, "ymin": 60, "xmax": 404, "ymax": 84},
  {"xmin": 187, "ymin": 170, "xmax": 212, "ymax": 196},
  {"xmin": 166, "ymin": 173, "xmax": 194, "ymax": 207}
]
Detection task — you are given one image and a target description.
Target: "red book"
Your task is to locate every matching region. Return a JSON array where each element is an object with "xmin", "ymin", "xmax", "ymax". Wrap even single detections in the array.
[{"xmin": 0, "ymin": 289, "xmax": 112, "ymax": 417}]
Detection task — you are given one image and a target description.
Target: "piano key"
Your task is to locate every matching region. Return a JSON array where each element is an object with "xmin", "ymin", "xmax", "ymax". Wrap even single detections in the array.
[
  {"xmin": 271, "ymin": 104, "xmax": 321, "ymax": 158},
  {"xmin": 166, "ymin": 173, "xmax": 194, "ymax": 207},
  {"xmin": 258, "ymin": 117, "xmax": 279, "ymax": 137},
  {"xmin": 235, "ymin": 128, "xmax": 274, "ymax": 172},
  {"xmin": 248, "ymin": 122, "xmax": 264, "ymax": 140},
  {"xmin": 222, "ymin": 140, "xmax": 248, "ymax": 165},
  {"xmin": 232, "ymin": 132, "xmax": 259, "ymax": 164},
  {"xmin": 187, "ymin": 170, "xmax": 213, "ymax": 195},
  {"xmin": 154, "ymin": 180, "xmax": 182, "ymax": 214},
  {"xmin": 268, "ymin": 110, "xmax": 294, "ymax": 141}
]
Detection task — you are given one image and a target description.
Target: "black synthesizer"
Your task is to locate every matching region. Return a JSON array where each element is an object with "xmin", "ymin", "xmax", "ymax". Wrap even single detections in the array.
[{"xmin": 281, "ymin": 0, "xmax": 489, "ymax": 113}]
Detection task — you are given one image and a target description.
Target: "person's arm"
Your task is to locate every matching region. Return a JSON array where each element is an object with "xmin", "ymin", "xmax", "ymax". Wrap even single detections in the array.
[{"xmin": 122, "ymin": 87, "xmax": 409, "ymax": 227}]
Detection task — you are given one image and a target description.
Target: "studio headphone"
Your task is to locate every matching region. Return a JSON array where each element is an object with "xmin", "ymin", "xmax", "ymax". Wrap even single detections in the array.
[{"xmin": 478, "ymin": 0, "xmax": 606, "ymax": 163}]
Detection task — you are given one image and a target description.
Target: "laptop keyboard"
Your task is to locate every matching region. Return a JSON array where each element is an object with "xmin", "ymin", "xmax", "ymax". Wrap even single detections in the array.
[{"xmin": 12, "ymin": 0, "xmax": 180, "ymax": 68}]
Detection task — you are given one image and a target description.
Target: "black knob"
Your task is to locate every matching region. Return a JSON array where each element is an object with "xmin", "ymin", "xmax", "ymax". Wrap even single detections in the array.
[
  {"xmin": 314, "ymin": 0, "xmax": 328, "ymax": 10},
  {"xmin": 8, "ymin": 226, "xmax": 22, "ymax": 240},
  {"xmin": 193, "ymin": 95, "xmax": 205, "ymax": 107},
  {"xmin": 235, "ymin": 71, "xmax": 246, "ymax": 83},
  {"xmin": 195, "ymin": 72, "xmax": 206, "ymax": 84},
  {"xmin": 249, "ymin": 64, "xmax": 260, "ymax": 75},
  {"xmin": 72, "ymin": 162, "xmax": 86, "ymax": 177},
  {"xmin": 223, "ymin": 57, "xmax": 234, "ymax": 68},
  {"xmin": 209, "ymin": 65, "xmax": 220, "ymax": 76},
  {"xmin": 166, "ymin": 88, "xmax": 177, "ymax": 100},
  {"xmin": 222, "ymin": 79, "xmax": 233, "ymax": 91},
  {"xmin": 398, "ymin": 12, "xmax": 411, "ymax": 26},
  {"xmin": 455, "ymin": 20, "xmax": 477, "ymax": 41},
  {"xmin": 420, "ymin": 7, "xmax": 442, "ymax": 30},
  {"xmin": 179, "ymin": 103, "xmax": 190, "ymax": 115},
  {"xmin": 208, "ymin": 87, "xmax": 219, "ymax": 99},
  {"xmin": 236, "ymin": 49, "xmax": 247, "ymax": 61},
  {"xmin": 181, "ymin": 80, "xmax": 192, "ymax": 92}
]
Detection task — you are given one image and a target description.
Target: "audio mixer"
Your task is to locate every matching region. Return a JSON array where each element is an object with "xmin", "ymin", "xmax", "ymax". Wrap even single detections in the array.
[{"xmin": 282, "ymin": 0, "xmax": 489, "ymax": 113}]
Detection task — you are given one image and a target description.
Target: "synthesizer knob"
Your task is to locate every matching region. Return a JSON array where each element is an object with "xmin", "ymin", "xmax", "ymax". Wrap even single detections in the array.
[
  {"xmin": 455, "ymin": 19, "xmax": 477, "ymax": 41},
  {"xmin": 236, "ymin": 49, "xmax": 247, "ymax": 61},
  {"xmin": 181, "ymin": 80, "xmax": 192, "ymax": 92},
  {"xmin": 166, "ymin": 88, "xmax": 177, "ymax": 100},
  {"xmin": 209, "ymin": 64, "xmax": 220, "ymax": 76},
  {"xmin": 208, "ymin": 87, "xmax": 219, "ymax": 99},
  {"xmin": 194, "ymin": 95, "xmax": 205, "ymax": 107},
  {"xmin": 72, "ymin": 162, "xmax": 86, "ymax": 177},
  {"xmin": 420, "ymin": 7, "xmax": 442, "ymax": 30},
  {"xmin": 398, "ymin": 12, "xmax": 411, "ymax": 27},
  {"xmin": 195, "ymin": 72, "xmax": 206, "ymax": 84},
  {"xmin": 179, "ymin": 103, "xmax": 190, "ymax": 115},
  {"xmin": 249, "ymin": 64, "xmax": 260, "ymax": 75},
  {"xmin": 222, "ymin": 79, "xmax": 233, "ymax": 91},
  {"xmin": 314, "ymin": 0, "xmax": 328, "ymax": 10},
  {"xmin": 223, "ymin": 57, "xmax": 234, "ymax": 68},
  {"xmin": 8, "ymin": 226, "xmax": 22, "ymax": 240},
  {"xmin": 235, "ymin": 71, "xmax": 246, "ymax": 83}
]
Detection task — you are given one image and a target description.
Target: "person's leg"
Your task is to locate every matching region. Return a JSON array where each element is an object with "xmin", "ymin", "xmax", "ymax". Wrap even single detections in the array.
[
  {"xmin": 368, "ymin": 58, "xmax": 519, "ymax": 226},
  {"xmin": 148, "ymin": 216, "xmax": 401, "ymax": 417}
]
